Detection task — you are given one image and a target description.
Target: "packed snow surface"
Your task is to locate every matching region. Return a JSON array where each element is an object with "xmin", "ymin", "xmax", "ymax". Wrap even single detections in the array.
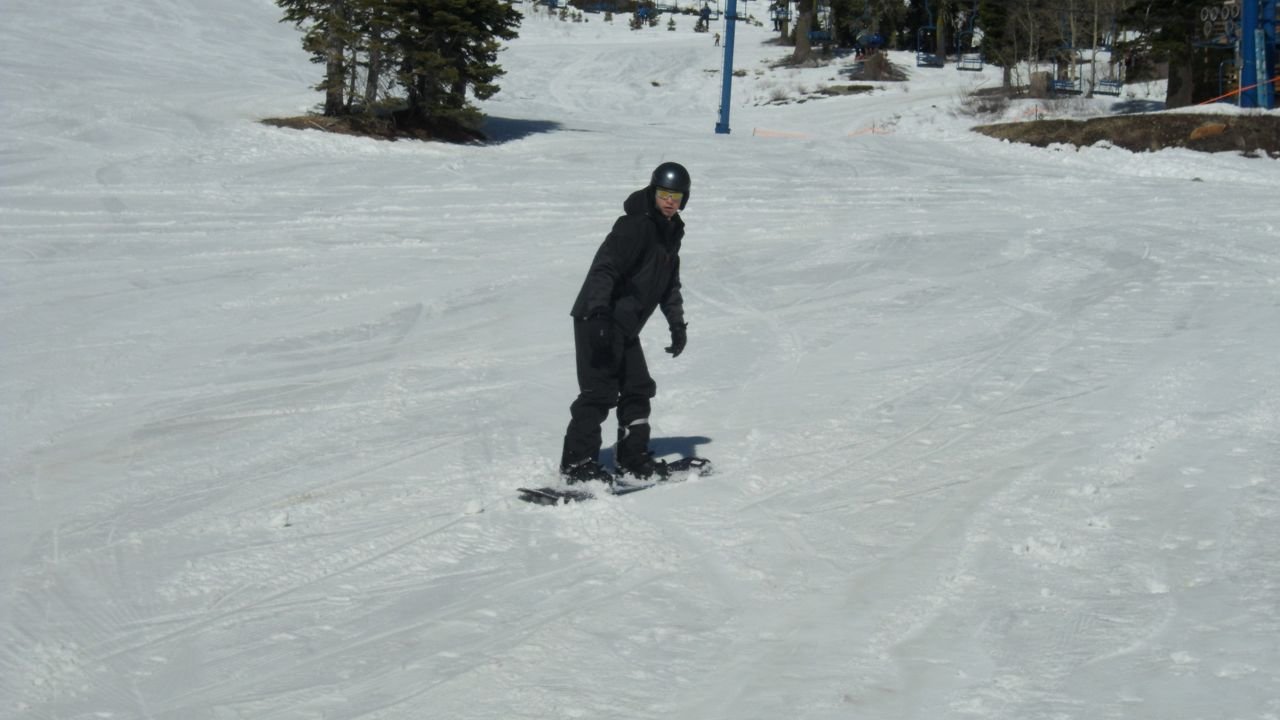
[{"xmin": 3, "ymin": 1, "xmax": 1279, "ymax": 718}]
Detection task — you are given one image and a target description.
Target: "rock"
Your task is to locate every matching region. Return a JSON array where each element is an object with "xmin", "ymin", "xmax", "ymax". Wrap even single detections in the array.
[{"xmin": 1189, "ymin": 122, "xmax": 1228, "ymax": 141}]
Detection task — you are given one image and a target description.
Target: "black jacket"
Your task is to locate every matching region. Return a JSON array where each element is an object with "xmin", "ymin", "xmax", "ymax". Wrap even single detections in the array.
[{"xmin": 570, "ymin": 187, "xmax": 685, "ymax": 338}]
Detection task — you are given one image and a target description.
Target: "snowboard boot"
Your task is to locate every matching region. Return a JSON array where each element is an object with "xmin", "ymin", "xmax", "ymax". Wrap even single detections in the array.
[
  {"xmin": 560, "ymin": 458, "xmax": 615, "ymax": 485},
  {"xmin": 616, "ymin": 451, "xmax": 670, "ymax": 481},
  {"xmin": 614, "ymin": 420, "xmax": 670, "ymax": 480}
]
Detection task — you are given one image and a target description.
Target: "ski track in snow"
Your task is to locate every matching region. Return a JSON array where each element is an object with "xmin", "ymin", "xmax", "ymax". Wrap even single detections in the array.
[{"xmin": 3, "ymin": 2, "xmax": 1280, "ymax": 719}]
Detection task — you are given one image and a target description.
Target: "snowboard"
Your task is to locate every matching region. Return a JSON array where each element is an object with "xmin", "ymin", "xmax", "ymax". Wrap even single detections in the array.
[{"xmin": 517, "ymin": 457, "xmax": 713, "ymax": 506}]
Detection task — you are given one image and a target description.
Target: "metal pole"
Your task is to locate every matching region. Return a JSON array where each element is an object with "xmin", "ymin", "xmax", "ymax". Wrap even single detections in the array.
[
  {"xmin": 715, "ymin": 0, "xmax": 738, "ymax": 134},
  {"xmin": 1264, "ymin": 0, "xmax": 1278, "ymax": 109},
  {"xmin": 1242, "ymin": 0, "xmax": 1259, "ymax": 107}
]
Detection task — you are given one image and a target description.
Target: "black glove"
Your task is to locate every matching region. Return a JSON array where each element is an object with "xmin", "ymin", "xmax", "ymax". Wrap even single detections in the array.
[
  {"xmin": 665, "ymin": 322, "xmax": 688, "ymax": 358},
  {"xmin": 586, "ymin": 311, "xmax": 614, "ymax": 368}
]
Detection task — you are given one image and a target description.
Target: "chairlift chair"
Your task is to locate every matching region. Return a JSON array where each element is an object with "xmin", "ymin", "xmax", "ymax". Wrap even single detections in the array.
[
  {"xmin": 916, "ymin": 28, "xmax": 944, "ymax": 67},
  {"xmin": 954, "ymin": 0, "xmax": 982, "ymax": 71},
  {"xmin": 769, "ymin": 1, "xmax": 791, "ymax": 33},
  {"xmin": 916, "ymin": 0, "xmax": 944, "ymax": 67},
  {"xmin": 1094, "ymin": 79, "xmax": 1123, "ymax": 96},
  {"xmin": 805, "ymin": 0, "xmax": 834, "ymax": 45},
  {"xmin": 1052, "ymin": 77, "xmax": 1082, "ymax": 94}
]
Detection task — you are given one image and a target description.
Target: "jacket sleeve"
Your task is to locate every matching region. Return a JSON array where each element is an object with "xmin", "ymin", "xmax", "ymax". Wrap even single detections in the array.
[{"xmin": 660, "ymin": 256, "xmax": 685, "ymax": 328}]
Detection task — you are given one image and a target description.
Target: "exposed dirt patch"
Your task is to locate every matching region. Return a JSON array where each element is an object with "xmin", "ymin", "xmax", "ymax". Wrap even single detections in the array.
[
  {"xmin": 973, "ymin": 114, "xmax": 1280, "ymax": 158},
  {"xmin": 817, "ymin": 84, "xmax": 877, "ymax": 97}
]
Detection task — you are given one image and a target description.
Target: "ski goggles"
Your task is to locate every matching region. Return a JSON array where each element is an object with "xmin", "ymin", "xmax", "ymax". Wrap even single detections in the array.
[{"xmin": 655, "ymin": 188, "xmax": 685, "ymax": 204}]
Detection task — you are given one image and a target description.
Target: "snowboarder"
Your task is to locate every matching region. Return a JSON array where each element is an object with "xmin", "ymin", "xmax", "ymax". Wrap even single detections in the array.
[{"xmin": 559, "ymin": 162, "xmax": 692, "ymax": 484}]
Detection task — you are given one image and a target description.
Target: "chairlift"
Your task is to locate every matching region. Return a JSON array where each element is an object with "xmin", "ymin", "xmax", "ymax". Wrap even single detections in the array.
[
  {"xmin": 1052, "ymin": 78, "xmax": 1081, "ymax": 95},
  {"xmin": 769, "ymin": 1, "xmax": 791, "ymax": 33},
  {"xmin": 956, "ymin": 52, "xmax": 983, "ymax": 71},
  {"xmin": 808, "ymin": 0, "xmax": 834, "ymax": 44},
  {"xmin": 916, "ymin": 0, "xmax": 944, "ymax": 67},
  {"xmin": 1094, "ymin": 78, "xmax": 1123, "ymax": 96},
  {"xmin": 954, "ymin": 0, "xmax": 982, "ymax": 71},
  {"xmin": 1099, "ymin": 17, "xmax": 1118, "ymax": 52},
  {"xmin": 1054, "ymin": 11, "xmax": 1084, "ymax": 91}
]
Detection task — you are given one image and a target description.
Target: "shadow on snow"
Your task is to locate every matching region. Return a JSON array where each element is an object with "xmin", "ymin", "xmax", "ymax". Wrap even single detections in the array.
[
  {"xmin": 599, "ymin": 435, "xmax": 714, "ymax": 470},
  {"xmin": 481, "ymin": 116, "xmax": 568, "ymax": 143}
]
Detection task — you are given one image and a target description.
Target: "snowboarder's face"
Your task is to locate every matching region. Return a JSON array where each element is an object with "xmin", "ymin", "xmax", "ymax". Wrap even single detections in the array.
[{"xmin": 655, "ymin": 188, "xmax": 682, "ymax": 218}]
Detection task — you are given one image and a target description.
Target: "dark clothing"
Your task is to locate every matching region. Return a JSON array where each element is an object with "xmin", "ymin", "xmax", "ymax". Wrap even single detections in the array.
[
  {"xmin": 561, "ymin": 188, "xmax": 686, "ymax": 469},
  {"xmin": 570, "ymin": 188, "xmax": 685, "ymax": 337},
  {"xmin": 561, "ymin": 321, "xmax": 655, "ymax": 469}
]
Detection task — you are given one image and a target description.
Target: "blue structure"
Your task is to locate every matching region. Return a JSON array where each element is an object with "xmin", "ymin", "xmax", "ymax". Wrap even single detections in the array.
[
  {"xmin": 1240, "ymin": 0, "xmax": 1278, "ymax": 108},
  {"xmin": 916, "ymin": 0, "xmax": 944, "ymax": 67},
  {"xmin": 1095, "ymin": 79, "xmax": 1123, "ymax": 96},
  {"xmin": 856, "ymin": 31, "xmax": 885, "ymax": 52},
  {"xmin": 715, "ymin": 0, "xmax": 740, "ymax": 133},
  {"xmin": 955, "ymin": 0, "xmax": 982, "ymax": 71},
  {"xmin": 809, "ymin": 0, "xmax": 833, "ymax": 44},
  {"xmin": 1198, "ymin": 0, "xmax": 1277, "ymax": 108}
]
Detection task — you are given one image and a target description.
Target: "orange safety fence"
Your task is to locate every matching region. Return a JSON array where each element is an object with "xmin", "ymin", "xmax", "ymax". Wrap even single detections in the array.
[
  {"xmin": 1014, "ymin": 106, "xmax": 1047, "ymax": 121},
  {"xmin": 1195, "ymin": 75, "xmax": 1280, "ymax": 106}
]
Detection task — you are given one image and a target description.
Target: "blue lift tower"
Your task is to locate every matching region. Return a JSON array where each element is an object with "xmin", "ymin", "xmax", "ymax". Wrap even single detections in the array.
[
  {"xmin": 1240, "ymin": 0, "xmax": 1278, "ymax": 108},
  {"xmin": 715, "ymin": 0, "xmax": 741, "ymax": 133}
]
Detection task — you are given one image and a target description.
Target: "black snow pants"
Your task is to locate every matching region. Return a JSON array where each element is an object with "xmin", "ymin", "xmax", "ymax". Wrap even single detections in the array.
[{"xmin": 560, "ymin": 318, "xmax": 656, "ymax": 468}]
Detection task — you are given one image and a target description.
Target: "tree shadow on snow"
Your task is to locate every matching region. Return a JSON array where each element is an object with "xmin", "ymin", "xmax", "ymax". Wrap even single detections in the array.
[
  {"xmin": 480, "ymin": 116, "xmax": 566, "ymax": 144},
  {"xmin": 1109, "ymin": 99, "xmax": 1165, "ymax": 114},
  {"xmin": 599, "ymin": 435, "xmax": 713, "ymax": 469}
]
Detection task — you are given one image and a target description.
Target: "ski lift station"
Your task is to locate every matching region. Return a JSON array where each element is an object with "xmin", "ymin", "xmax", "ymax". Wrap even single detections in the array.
[{"xmin": 1196, "ymin": 0, "xmax": 1277, "ymax": 108}]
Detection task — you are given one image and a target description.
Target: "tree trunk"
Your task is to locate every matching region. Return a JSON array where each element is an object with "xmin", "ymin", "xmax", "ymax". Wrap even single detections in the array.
[
  {"xmin": 322, "ymin": 0, "xmax": 347, "ymax": 116},
  {"xmin": 1022, "ymin": 0, "xmax": 1037, "ymax": 80},
  {"xmin": 1166, "ymin": 56, "xmax": 1195, "ymax": 108},
  {"xmin": 346, "ymin": 47, "xmax": 359, "ymax": 112},
  {"xmin": 1088, "ymin": 0, "xmax": 1099, "ymax": 94},
  {"xmin": 936, "ymin": 0, "xmax": 948, "ymax": 66},
  {"xmin": 792, "ymin": 0, "xmax": 814, "ymax": 64},
  {"xmin": 363, "ymin": 27, "xmax": 383, "ymax": 109}
]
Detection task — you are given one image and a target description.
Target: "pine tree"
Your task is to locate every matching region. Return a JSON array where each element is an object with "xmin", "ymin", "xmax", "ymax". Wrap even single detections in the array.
[
  {"xmin": 1117, "ymin": 0, "xmax": 1206, "ymax": 107},
  {"xmin": 978, "ymin": 0, "xmax": 1020, "ymax": 90},
  {"xmin": 277, "ymin": 0, "xmax": 521, "ymax": 137},
  {"xmin": 355, "ymin": 0, "xmax": 397, "ymax": 110},
  {"xmin": 278, "ymin": 0, "xmax": 361, "ymax": 116},
  {"xmin": 384, "ymin": 0, "xmax": 521, "ymax": 135}
]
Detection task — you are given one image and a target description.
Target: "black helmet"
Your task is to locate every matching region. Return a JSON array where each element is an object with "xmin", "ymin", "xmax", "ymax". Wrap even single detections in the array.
[{"xmin": 650, "ymin": 161, "xmax": 691, "ymax": 210}]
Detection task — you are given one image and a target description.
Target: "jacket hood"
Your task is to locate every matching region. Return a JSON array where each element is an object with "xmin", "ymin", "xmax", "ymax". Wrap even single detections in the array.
[
  {"xmin": 623, "ymin": 186, "xmax": 684, "ymax": 228},
  {"xmin": 623, "ymin": 187, "xmax": 652, "ymax": 216}
]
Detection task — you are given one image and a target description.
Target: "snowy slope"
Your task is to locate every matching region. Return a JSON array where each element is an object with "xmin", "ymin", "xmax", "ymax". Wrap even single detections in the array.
[{"xmin": 3, "ymin": 2, "xmax": 1279, "ymax": 719}]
